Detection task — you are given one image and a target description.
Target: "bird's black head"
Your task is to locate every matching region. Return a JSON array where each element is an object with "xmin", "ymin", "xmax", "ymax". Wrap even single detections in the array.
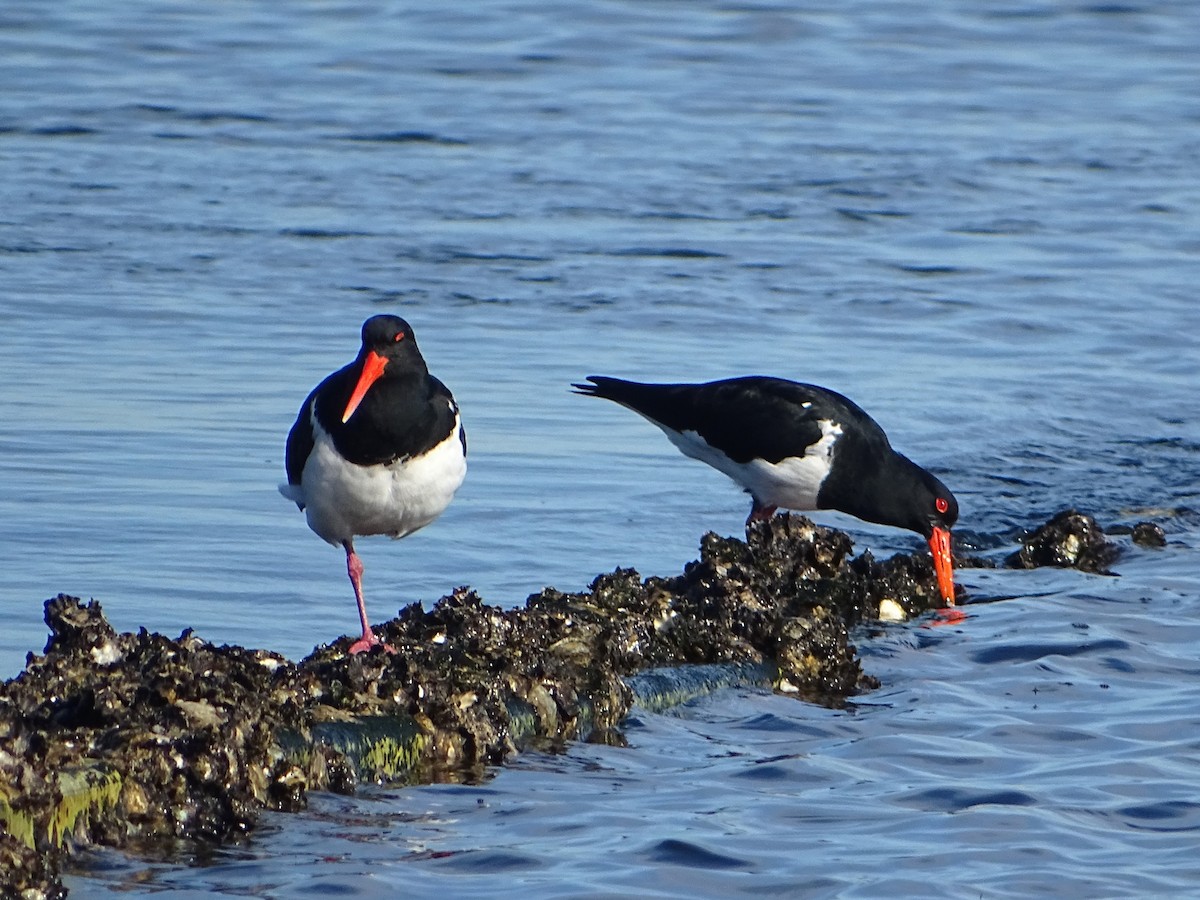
[
  {"xmin": 910, "ymin": 466, "xmax": 958, "ymax": 606},
  {"xmin": 818, "ymin": 443, "xmax": 960, "ymax": 605},
  {"xmin": 340, "ymin": 315, "xmax": 427, "ymax": 424},
  {"xmin": 910, "ymin": 466, "xmax": 958, "ymax": 540},
  {"xmin": 360, "ymin": 315, "xmax": 421, "ymax": 360},
  {"xmin": 838, "ymin": 452, "xmax": 957, "ymax": 540}
]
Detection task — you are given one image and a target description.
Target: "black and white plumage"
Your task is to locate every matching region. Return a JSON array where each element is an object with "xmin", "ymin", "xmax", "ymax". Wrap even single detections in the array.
[
  {"xmin": 573, "ymin": 375, "xmax": 959, "ymax": 605},
  {"xmin": 281, "ymin": 315, "xmax": 466, "ymax": 653}
]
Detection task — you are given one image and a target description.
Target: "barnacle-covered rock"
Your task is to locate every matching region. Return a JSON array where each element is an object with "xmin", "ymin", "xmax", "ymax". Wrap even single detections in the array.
[
  {"xmin": 2, "ymin": 511, "xmax": 1091, "ymax": 894},
  {"xmin": 1006, "ymin": 510, "xmax": 1120, "ymax": 573},
  {"xmin": 1131, "ymin": 521, "xmax": 1167, "ymax": 548}
]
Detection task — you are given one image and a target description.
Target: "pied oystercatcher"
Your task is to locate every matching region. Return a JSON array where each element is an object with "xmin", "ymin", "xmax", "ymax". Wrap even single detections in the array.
[
  {"xmin": 281, "ymin": 315, "xmax": 467, "ymax": 653},
  {"xmin": 573, "ymin": 375, "xmax": 958, "ymax": 605}
]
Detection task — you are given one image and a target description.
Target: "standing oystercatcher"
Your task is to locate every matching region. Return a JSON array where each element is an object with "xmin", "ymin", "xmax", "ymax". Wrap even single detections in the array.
[
  {"xmin": 281, "ymin": 315, "xmax": 467, "ymax": 653},
  {"xmin": 573, "ymin": 375, "xmax": 958, "ymax": 605}
]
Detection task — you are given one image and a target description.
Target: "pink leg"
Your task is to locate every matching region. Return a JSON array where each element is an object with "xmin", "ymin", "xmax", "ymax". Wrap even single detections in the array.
[
  {"xmin": 343, "ymin": 542, "xmax": 396, "ymax": 655},
  {"xmin": 746, "ymin": 500, "xmax": 777, "ymax": 526}
]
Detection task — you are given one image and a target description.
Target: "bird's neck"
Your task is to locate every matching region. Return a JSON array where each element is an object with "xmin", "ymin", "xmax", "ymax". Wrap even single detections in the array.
[{"xmin": 819, "ymin": 441, "xmax": 926, "ymax": 534}]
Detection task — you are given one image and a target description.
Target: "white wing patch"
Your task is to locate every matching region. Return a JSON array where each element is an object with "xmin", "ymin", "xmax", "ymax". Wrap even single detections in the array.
[{"xmin": 659, "ymin": 418, "xmax": 842, "ymax": 511}]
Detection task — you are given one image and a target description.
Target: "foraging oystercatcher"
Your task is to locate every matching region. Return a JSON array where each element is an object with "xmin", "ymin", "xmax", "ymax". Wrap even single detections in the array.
[
  {"xmin": 573, "ymin": 375, "xmax": 958, "ymax": 605},
  {"xmin": 281, "ymin": 315, "xmax": 467, "ymax": 653}
]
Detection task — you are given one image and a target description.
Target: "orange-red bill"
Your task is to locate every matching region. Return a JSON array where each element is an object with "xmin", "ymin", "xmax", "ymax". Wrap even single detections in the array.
[
  {"xmin": 341, "ymin": 350, "xmax": 388, "ymax": 423},
  {"xmin": 928, "ymin": 525, "xmax": 955, "ymax": 606}
]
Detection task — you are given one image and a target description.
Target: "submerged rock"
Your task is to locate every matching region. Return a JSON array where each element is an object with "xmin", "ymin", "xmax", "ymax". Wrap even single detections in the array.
[
  {"xmin": 1005, "ymin": 510, "xmax": 1120, "ymax": 574},
  {"xmin": 1130, "ymin": 521, "xmax": 1167, "ymax": 548}
]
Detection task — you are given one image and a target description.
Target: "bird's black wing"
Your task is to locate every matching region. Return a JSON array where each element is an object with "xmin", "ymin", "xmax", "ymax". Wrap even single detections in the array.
[
  {"xmin": 687, "ymin": 378, "xmax": 833, "ymax": 464},
  {"xmin": 284, "ymin": 386, "xmax": 320, "ymax": 495},
  {"xmin": 575, "ymin": 375, "xmax": 874, "ymax": 464},
  {"xmin": 430, "ymin": 377, "xmax": 468, "ymax": 459}
]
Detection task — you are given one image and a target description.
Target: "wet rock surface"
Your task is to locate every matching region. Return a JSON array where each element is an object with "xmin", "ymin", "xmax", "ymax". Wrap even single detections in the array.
[
  {"xmin": 0, "ymin": 511, "xmax": 1143, "ymax": 894},
  {"xmin": 1005, "ymin": 510, "xmax": 1122, "ymax": 573},
  {"xmin": 1130, "ymin": 521, "xmax": 1167, "ymax": 548},
  {"xmin": 0, "ymin": 832, "xmax": 65, "ymax": 900}
]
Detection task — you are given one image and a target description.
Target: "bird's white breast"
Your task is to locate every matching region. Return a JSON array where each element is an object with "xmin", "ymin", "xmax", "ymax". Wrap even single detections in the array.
[
  {"xmin": 660, "ymin": 419, "xmax": 842, "ymax": 511},
  {"xmin": 285, "ymin": 406, "xmax": 466, "ymax": 547}
]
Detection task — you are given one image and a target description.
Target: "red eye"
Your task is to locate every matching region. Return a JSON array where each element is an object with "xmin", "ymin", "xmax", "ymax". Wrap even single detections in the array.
[
  {"xmin": 935, "ymin": 497, "xmax": 949, "ymax": 514},
  {"xmin": 393, "ymin": 332, "xmax": 405, "ymax": 343}
]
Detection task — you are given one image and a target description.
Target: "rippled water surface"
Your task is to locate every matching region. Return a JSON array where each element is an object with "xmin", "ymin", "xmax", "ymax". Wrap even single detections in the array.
[{"xmin": 2, "ymin": 0, "xmax": 1199, "ymax": 896}]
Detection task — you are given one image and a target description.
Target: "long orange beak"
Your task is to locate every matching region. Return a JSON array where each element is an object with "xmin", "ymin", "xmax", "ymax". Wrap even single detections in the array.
[
  {"xmin": 928, "ymin": 526, "xmax": 955, "ymax": 606},
  {"xmin": 341, "ymin": 350, "xmax": 388, "ymax": 423}
]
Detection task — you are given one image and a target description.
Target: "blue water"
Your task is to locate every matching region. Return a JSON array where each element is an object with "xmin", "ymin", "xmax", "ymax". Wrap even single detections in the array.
[{"xmin": 2, "ymin": 0, "xmax": 1199, "ymax": 895}]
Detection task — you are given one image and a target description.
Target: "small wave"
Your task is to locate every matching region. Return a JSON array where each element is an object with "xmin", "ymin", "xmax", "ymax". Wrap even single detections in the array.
[
  {"xmin": 892, "ymin": 264, "xmax": 967, "ymax": 276},
  {"xmin": 133, "ymin": 104, "xmax": 272, "ymax": 124},
  {"xmin": 338, "ymin": 130, "xmax": 468, "ymax": 145},
  {"xmin": 644, "ymin": 838, "xmax": 752, "ymax": 870},
  {"xmin": 447, "ymin": 251, "xmax": 550, "ymax": 263},
  {"xmin": 1118, "ymin": 800, "xmax": 1200, "ymax": 832},
  {"xmin": 898, "ymin": 786, "xmax": 1038, "ymax": 812},
  {"xmin": 427, "ymin": 848, "xmax": 542, "ymax": 872},
  {"xmin": 278, "ymin": 228, "xmax": 372, "ymax": 239},
  {"xmin": 970, "ymin": 638, "xmax": 1130, "ymax": 665},
  {"xmin": 607, "ymin": 247, "xmax": 727, "ymax": 259},
  {"xmin": 28, "ymin": 125, "xmax": 96, "ymax": 137},
  {"xmin": 836, "ymin": 207, "xmax": 910, "ymax": 221}
]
